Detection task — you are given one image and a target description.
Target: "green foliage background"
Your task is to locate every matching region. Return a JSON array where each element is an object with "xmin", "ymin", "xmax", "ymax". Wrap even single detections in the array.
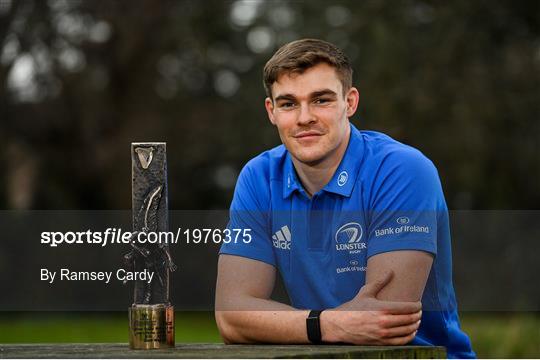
[{"xmin": 1, "ymin": 0, "xmax": 539, "ymax": 210}]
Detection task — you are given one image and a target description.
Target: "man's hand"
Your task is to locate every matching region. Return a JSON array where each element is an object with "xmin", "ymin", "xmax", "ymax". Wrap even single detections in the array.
[{"xmin": 321, "ymin": 271, "xmax": 422, "ymax": 345}]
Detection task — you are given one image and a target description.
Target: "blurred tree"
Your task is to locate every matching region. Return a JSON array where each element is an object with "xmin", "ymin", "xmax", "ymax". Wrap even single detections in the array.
[{"xmin": 0, "ymin": 0, "xmax": 538, "ymax": 209}]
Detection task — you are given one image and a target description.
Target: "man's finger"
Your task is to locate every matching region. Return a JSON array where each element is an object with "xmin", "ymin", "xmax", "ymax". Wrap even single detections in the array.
[
  {"xmin": 357, "ymin": 270, "xmax": 393, "ymax": 298},
  {"xmin": 384, "ymin": 330, "xmax": 418, "ymax": 346},
  {"xmin": 378, "ymin": 300, "xmax": 422, "ymax": 314},
  {"xmin": 381, "ymin": 320, "xmax": 421, "ymax": 338},
  {"xmin": 380, "ymin": 311, "xmax": 422, "ymax": 328}
]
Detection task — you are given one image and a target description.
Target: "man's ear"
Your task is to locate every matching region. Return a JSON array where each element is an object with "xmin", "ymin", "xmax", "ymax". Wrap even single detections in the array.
[
  {"xmin": 345, "ymin": 87, "xmax": 360, "ymax": 118},
  {"xmin": 265, "ymin": 97, "xmax": 276, "ymax": 125}
]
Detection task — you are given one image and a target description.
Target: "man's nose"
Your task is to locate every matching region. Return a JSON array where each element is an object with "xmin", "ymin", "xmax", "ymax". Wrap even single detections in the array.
[{"xmin": 297, "ymin": 103, "xmax": 316, "ymax": 125}]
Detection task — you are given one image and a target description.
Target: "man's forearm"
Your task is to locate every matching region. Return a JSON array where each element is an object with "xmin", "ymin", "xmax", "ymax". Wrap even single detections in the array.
[
  {"xmin": 216, "ymin": 297, "xmax": 310, "ymax": 344},
  {"xmin": 216, "ymin": 254, "xmax": 422, "ymax": 346}
]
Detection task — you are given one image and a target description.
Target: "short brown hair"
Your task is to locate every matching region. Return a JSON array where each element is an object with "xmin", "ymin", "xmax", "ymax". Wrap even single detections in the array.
[{"xmin": 263, "ymin": 38, "xmax": 353, "ymax": 98}]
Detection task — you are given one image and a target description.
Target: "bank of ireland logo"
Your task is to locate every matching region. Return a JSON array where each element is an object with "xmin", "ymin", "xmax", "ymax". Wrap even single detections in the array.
[
  {"xmin": 397, "ymin": 216, "xmax": 410, "ymax": 225},
  {"xmin": 335, "ymin": 222, "xmax": 366, "ymax": 252},
  {"xmin": 337, "ymin": 171, "xmax": 348, "ymax": 187}
]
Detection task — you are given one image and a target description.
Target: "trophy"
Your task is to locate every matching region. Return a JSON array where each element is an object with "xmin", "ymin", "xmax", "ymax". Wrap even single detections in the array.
[{"xmin": 125, "ymin": 142, "xmax": 176, "ymax": 349}]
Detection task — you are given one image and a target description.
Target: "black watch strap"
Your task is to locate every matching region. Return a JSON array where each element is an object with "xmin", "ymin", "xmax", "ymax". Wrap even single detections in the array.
[{"xmin": 306, "ymin": 310, "xmax": 323, "ymax": 344}]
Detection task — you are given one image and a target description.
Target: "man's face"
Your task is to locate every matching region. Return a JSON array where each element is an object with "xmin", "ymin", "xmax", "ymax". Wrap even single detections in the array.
[{"xmin": 265, "ymin": 63, "xmax": 359, "ymax": 166}]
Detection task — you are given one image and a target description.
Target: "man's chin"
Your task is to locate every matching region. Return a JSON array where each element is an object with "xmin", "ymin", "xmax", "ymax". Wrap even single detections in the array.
[{"xmin": 290, "ymin": 151, "xmax": 325, "ymax": 166}]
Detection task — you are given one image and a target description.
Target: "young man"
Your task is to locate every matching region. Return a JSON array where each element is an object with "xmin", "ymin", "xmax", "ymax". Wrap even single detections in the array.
[{"xmin": 216, "ymin": 39, "xmax": 475, "ymax": 358}]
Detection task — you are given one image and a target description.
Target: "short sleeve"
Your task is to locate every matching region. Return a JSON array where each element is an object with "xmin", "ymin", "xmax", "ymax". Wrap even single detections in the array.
[
  {"xmin": 366, "ymin": 148, "xmax": 445, "ymax": 258},
  {"xmin": 219, "ymin": 159, "xmax": 277, "ymax": 267}
]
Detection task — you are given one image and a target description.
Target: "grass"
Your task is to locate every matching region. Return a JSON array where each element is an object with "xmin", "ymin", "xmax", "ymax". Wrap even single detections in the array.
[
  {"xmin": 460, "ymin": 312, "xmax": 540, "ymax": 358},
  {"xmin": 0, "ymin": 311, "xmax": 221, "ymax": 343},
  {"xmin": 0, "ymin": 311, "xmax": 538, "ymax": 358}
]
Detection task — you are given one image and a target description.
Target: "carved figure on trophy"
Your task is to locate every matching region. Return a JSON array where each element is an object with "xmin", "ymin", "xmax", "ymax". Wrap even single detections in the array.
[{"xmin": 123, "ymin": 183, "xmax": 177, "ymax": 304}]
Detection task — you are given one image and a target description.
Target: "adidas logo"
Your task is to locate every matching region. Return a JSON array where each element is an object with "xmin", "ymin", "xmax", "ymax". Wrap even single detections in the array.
[{"xmin": 272, "ymin": 225, "xmax": 291, "ymax": 250}]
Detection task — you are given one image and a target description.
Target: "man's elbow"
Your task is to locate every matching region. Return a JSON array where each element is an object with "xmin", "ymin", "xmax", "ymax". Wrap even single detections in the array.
[{"xmin": 215, "ymin": 310, "xmax": 249, "ymax": 344}]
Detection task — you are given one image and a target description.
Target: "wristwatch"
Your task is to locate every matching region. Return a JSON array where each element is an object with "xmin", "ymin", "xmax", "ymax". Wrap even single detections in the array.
[{"xmin": 306, "ymin": 310, "xmax": 323, "ymax": 344}]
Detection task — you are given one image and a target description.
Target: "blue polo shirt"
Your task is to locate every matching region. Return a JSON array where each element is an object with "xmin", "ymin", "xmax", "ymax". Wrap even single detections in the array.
[{"xmin": 220, "ymin": 123, "xmax": 475, "ymax": 358}]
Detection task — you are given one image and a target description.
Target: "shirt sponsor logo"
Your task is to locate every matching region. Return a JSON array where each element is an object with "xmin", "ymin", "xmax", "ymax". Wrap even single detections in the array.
[
  {"xmin": 397, "ymin": 216, "xmax": 410, "ymax": 225},
  {"xmin": 335, "ymin": 222, "xmax": 366, "ymax": 253},
  {"xmin": 272, "ymin": 225, "xmax": 291, "ymax": 250},
  {"xmin": 374, "ymin": 217, "xmax": 430, "ymax": 237},
  {"xmin": 337, "ymin": 171, "xmax": 348, "ymax": 186},
  {"xmin": 336, "ymin": 266, "xmax": 367, "ymax": 273},
  {"xmin": 336, "ymin": 258, "xmax": 366, "ymax": 274}
]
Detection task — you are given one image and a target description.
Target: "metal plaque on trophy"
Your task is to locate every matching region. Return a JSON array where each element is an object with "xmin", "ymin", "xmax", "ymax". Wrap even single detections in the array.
[{"xmin": 125, "ymin": 142, "xmax": 176, "ymax": 349}]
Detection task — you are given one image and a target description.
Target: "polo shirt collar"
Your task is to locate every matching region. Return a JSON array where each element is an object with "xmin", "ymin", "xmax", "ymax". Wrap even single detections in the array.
[
  {"xmin": 283, "ymin": 152, "xmax": 303, "ymax": 198},
  {"xmin": 282, "ymin": 123, "xmax": 365, "ymax": 199}
]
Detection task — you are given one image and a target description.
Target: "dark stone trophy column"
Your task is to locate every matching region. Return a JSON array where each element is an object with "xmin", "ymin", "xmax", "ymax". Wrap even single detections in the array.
[{"xmin": 125, "ymin": 142, "xmax": 176, "ymax": 349}]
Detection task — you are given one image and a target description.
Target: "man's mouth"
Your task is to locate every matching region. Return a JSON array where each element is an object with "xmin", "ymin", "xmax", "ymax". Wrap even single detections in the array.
[{"xmin": 293, "ymin": 130, "xmax": 324, "ymax": 140}]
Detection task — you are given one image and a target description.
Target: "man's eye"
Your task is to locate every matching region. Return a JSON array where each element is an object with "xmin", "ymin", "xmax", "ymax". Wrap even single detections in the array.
[
  {"xmin": 279, "ymin": 102, "xmax": 295, "ymax": 108},
  {"xmin": 314, "ymin": 98, "xmax": 331, "ymax": 104}
]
